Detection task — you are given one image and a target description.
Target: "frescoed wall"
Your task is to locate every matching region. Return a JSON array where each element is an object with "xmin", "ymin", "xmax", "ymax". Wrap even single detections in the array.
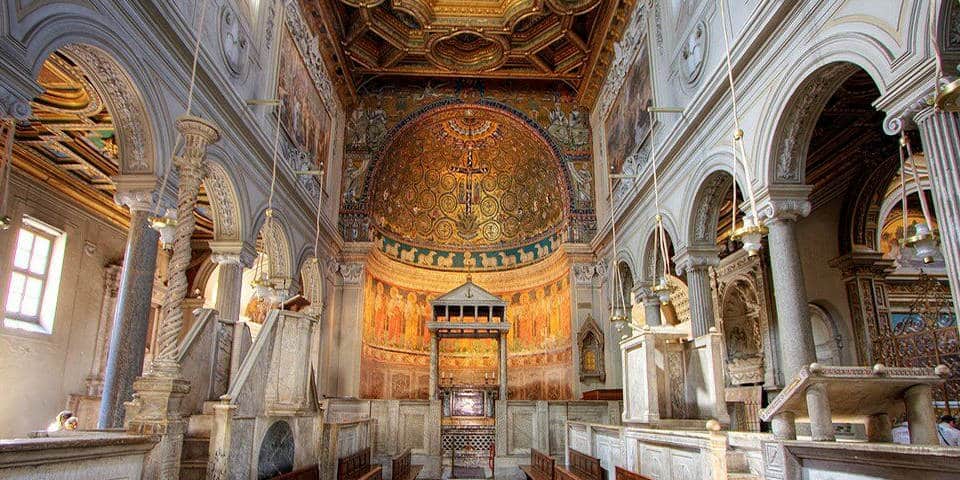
[
  {"xmin": 278, "ymin": 24, "xmax": 332, "ymax": 177},
  {"xmin": 359, "ymin": 261, "xmax": 573, "ymax": 400},
  {"xmin": 603, "ymin": 45, "xmax": 651, "ymax": 173}
]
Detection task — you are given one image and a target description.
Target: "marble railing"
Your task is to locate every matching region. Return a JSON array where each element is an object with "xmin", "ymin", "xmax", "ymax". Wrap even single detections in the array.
[
  {"xmin": 0, "ymin": 432, "xmax": 156, "ymax": 480},
  {"xmin": 566, "ymin": 421, "xmax": 733, "ymax": 480},
  {"xmin": 177, "ymin": 308, "xmax": 232, "ymax": 416},
  {"xmin": 761, "ymin": 440, "xmax": 960, "ymax": 480}
]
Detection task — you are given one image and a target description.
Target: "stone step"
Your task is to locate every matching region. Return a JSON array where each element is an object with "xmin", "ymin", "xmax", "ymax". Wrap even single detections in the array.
[
  {"xmin": 180, "ymin": 459, "xmax": 208, "ymax": 480},
  {"xmin": 182, "ymin": 436, "xmax": 210, "ymax": 463},
  {"xmin": 727, "ymin": 473, "xmax": 760, "ymax": 480}
]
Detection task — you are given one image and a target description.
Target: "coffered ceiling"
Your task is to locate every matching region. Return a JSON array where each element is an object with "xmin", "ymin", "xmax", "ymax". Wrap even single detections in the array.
[{"xmin": 298, "ymin": 0, "xmax": 635, "ymax": 104}]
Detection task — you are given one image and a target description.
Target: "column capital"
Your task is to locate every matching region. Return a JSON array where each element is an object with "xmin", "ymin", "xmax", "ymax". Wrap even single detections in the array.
[
  {"xmin": 0, "ymin": 84, "xmax": 33, "ymax": 120},
  {"xmin": 673, "ymin": 245, "xmax": 719, "ymax": 275},
  {"xmin": 208, "ymin": 240, "xmax": 256, "ymax": 267},
  {"xmin": 753, "ymin": 184, "xmax": 812, "ymax": 223},
  {"xmin": 334, "ymin": 262, "xmax": 365, "ymax": 284},
  {"xmin": 829, "ymin": 251, "xmax": 896, "ymax": 278},
  {"xmin": 113, "ymin": 174, "xmax": 158, "ymax": 213},
  {"xmin": 174, "ymin": 115, "xmax": 220, "ymax": 175}
]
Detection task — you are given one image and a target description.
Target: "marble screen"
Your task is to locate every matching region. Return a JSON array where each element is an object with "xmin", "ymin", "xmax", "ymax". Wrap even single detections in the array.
[{"xmin": 360, "ymin": 273, "xmax": 573, "ymax": 400}]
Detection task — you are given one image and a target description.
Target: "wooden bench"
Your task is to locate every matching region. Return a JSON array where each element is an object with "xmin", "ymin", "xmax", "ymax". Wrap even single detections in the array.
[
  {"xmin": 614, "ymin": 466, "xmax": 652, "ymax": 480},
  {"xmin": 337, "ymin": 447, "xmax": 383, "ymax": 480},
  {"xmin": 519, "ymin": 449, "xmax": 555, "ymax": 480},
  {"xmin": 391, "ymin": 448, "xmax": 423, "ymax": 480},
  {"xmin": 270, "ymin": 465, "xmax": 320, "ymax": 480},
  {"xmin": 555, "ymin": 449, "xmax": 604, "ymax": 480}
]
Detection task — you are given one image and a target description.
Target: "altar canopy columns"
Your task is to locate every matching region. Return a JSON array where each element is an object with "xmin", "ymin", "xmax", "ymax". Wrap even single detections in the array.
[
  {"xmin": 98, "ymin": 179, "xmax": 159, "ymax": 429},
  {"xmin": 430, "ymin": 334, "xmax": 440, "ymax": 400},
  {"xmin": 674, "ymin": 246, "xmax": 719, "ymax": 337},
  {"xmin": 915, "ymin": 108, "xmax": 960, "ymax": 311},
  {"xmin": 498, "ymin": 332, "xmax": 507, "ymax": 400}
]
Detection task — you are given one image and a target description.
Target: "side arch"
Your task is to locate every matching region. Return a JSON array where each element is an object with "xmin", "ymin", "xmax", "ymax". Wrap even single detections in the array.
[{"xmin": 204, "ymin": 156, "xmax": 247, "ymax": 242}]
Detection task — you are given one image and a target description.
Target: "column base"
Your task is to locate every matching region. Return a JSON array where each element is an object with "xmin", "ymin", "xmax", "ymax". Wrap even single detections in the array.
[{"xmin": 126, "ymin": 374, "xmax": 191, "ymax": 480}]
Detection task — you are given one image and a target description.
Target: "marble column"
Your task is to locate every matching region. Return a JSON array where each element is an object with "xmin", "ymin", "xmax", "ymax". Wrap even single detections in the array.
[
  {"xmin": 805, "ymin": 383, "xmax": 835, "ymax": 441},
  {"xmin": 915, "ymin": 108, "xmax": 960, "ymax": 311},
  {"xmin": 761, "ymin": 199, "xmax": 817, "ymax": 383},
  {"xmin": 675, "ymin": 246, "xmax": 719, "ymax": 337},
  {"xmin": 209, "ymin": 241, "xmax": 255, "ymax": 383},
  {"xmin": 429, "ymin": 334, "xmax": 439, "ymax": 400},
  {"xmin": 904, "ymin": 384, "xmax": 938, "ymax": 445},
  {"xmin": 770, "ymin": 412, "xmax": 797, "ymax": 440},
  {"xmin": 127, "ymin": 116, "xmax": 219, "ymax": 480},
  {"xmin": 640, "ymin": 287, "xmax": 661, "ymax": 327},
  {"xmin": 498, "ymin": 333, "xmax": 508, "ymax": 400},
  {"xmin": 98, "ymin": 187, "xmax": 160, "ymax": 429}
]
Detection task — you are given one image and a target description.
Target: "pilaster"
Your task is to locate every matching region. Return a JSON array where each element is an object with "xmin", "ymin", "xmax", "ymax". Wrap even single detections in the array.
[
  {"xmin": 914, "ymin": 107, "xmax": 960, "ymax": 312},
  {"xmin": 830, "ymin": 252, "xmax": 895, "ymax": 365}
]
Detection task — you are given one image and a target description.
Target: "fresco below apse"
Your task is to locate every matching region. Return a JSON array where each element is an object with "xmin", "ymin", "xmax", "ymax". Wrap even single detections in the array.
[
  {"xmin": 360, "ymin": 273, "xmax": 573, "ymax": 400},
  {"xmin": 278, "ymin": 25, "xmax": 331, "ymax": 176}
]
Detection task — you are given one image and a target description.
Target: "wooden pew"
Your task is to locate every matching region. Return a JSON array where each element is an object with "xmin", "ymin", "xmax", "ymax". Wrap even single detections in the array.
[
  {"xmin": 555, "ymin": 449, "xmax": 604, "ymax": 480},
  {"xmin": 615, "ymin": 466, "xmax": 652, "ymax": 480},
  {"xmin": 337, "ymin": 447, "xmax": 383, "ymax": 480},
  {"xmin": 270, "ymin": 465, "xmax": 320, "ymax": 480},
  {"xmin": 519, "ymin": 449, "xmax": 555, "ymax": 480},
  {"xmin": 391, "ymin": 448, "xmax": 423, "ymax": 480}
]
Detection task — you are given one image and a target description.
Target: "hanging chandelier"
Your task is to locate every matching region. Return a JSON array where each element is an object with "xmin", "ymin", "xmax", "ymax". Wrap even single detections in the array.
[
  {"xmin": 897, "ymin": 133, "xmax": 940, "ymax": 264},
  {"xmin": 719, "ymin": 0, "xmax": 766, "ymax": 257},
  {"xmin": 149, "ymin": 210, "xmax": 178, "ymax": 250}
]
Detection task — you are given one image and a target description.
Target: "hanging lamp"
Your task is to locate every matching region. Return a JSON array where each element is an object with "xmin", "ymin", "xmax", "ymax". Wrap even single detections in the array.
[
  {"xmin": 718, "ymin": 0, "xmax": 767, "ymax": 257},
  {"xmin": 249, "ymin": 94, "xmax": 286, "ymax": 304},
  {"xmin": 897, "ymin": 133, "xmax": 940, "ymax": 264}
]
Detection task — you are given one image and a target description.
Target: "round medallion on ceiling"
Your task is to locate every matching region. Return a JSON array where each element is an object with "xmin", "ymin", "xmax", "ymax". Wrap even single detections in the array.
[{"xmin": 427, "ymin": 31, "xmax": 509, "ymax": 72}]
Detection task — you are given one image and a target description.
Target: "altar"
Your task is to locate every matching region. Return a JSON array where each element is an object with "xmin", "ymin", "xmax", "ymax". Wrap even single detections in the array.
[{"xmin": 427, "ymin": 279, "xmax": 509, "ymax": 475}]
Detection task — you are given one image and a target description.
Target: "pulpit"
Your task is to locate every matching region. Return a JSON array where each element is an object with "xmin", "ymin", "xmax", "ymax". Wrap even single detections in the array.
[{"xmin": 427, "ymin": 279, "xmax": 509, "ymax": 476}]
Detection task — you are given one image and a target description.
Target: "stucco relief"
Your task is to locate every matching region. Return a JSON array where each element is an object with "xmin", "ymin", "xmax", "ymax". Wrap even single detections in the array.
[
  {"xmin": 204, "ymin": 162, "xmax": 242, "ymax": 241},
  {"xmin": 61, "ymin": 44, "xmax": 155, "ymax": 174}
]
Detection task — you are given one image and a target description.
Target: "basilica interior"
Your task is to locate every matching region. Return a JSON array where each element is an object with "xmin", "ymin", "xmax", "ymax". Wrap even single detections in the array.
[{"xmin": 1, "ymin": 1, "xmax": 960, "ymax": 479}]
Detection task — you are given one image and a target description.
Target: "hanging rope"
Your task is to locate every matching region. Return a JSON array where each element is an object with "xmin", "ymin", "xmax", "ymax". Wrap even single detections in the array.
[
  {"xmin": 898, "ymin": 136, "xmax": 909, "ymax": 235},
  {"xmin": 313, "ymin": 170, "xmax": 326, "ymax": 265},
  {"xmin": 152, "ymin": 0, "xmax": 208, "ymax": 216},
  {"xmin": 718, "ymin": 0, "xmax": 760, "ymax": 224},
  {"xmin": 930, "ymin": 0, "xmax": 946, "ymax": 110},
  {"xmin": 903, "ymin": 134, "xmax": 935, "ymax": 227},
  {"xmin": 645, "ymin": 107, "xmax": 672, "ymax": 282}
]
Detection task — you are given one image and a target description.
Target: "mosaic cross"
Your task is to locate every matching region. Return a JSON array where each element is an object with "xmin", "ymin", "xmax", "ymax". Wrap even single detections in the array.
[{"xmin": 449, "ymin": 149, "xmax": 488, "ymax": 215}]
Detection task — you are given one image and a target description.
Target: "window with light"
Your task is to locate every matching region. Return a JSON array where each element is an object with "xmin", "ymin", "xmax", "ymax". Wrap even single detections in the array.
[{"xmin": 4, "ymin": 216, "xmax": 65, "ymax": 333}]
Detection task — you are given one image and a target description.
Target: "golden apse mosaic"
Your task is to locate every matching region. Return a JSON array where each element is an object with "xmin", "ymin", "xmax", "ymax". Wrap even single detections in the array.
[
  {"xmin": 369, "ymin": 104, "xmax": 566, "ymax": 251},
  {"xmin": 358, "ymin": 251, "xmax": 574, "ymax": 400}
]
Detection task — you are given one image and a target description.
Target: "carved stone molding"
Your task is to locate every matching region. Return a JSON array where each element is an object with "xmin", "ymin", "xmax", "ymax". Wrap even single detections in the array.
[
  {"xmin": 772, "ymin": 63, "xmax": 858, "ymax": 183},
  {"xmin": 595, "ymin": 3, "xmax": 648, "ymax": 122},
  {"xmin": 757, "ymin": 198, "xmax": 812, "ymax": 223},
  {"xmin": 61, "ymin": 44, "xmax": 155, "ymax": 175},
  {"xmin": 673, "ymin": 245, "xmax": 720, "ymax": 275},
  {"xmin": 338, "ymin": 262, "xmax": 364, "ymax": 284},
  {"xmin": 574, "ymin": 262, "xmax": 599, "ymax": 285},
  {"xmin": 219, "ymin": 5, "xmax": 249, "ymax": 78},
  {"xmin": 0, "ymin": 84, "xmax": 32, "ymax": 120},
  {"xmin": 209, "ymin": 240, "xmax": 257, "ymax": 268},
  {"xmin": 283, "ymin": 0, "xmax": 337, "ymax": 111},
  {"xmin": 114, "ymin": 189, "xmax": 154, "ymax": 213}
]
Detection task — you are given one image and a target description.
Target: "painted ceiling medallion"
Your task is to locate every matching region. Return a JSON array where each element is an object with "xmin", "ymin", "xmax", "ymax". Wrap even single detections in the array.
[
  {"xmin": 428, "ymin": 31, "xmax": 509, "ymax": 72},
  {"xmin": 369, "ymin": 105, "xmax": 566, "ymax": 251}
]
